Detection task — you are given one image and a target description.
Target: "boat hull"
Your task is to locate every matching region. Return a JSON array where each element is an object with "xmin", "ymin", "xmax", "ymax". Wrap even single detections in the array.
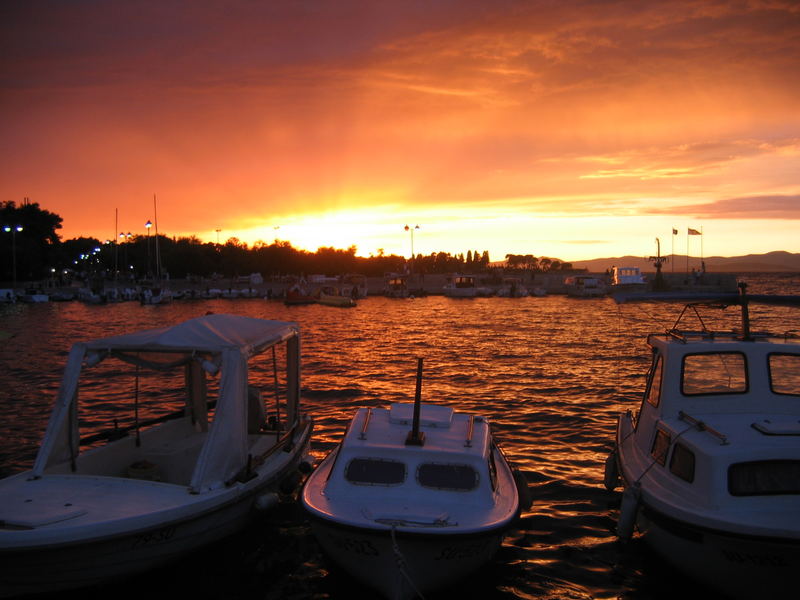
[
  {"xmin": 317, "ymin": 295, "xmax": 355, "ymax": 307},
  {"xmin": 637, "ymin": 503, "xmax": 800, "ymax": 599},
  {"xmin": 309, "ymin": 517, "xmax": 505, "ymax": 600},
  {"xmin": 0, "ymin": 420, "xmax": 313, "ymax": 597},
  {"xmin": 0, "ymin": 495, "xmax": 253, "ymax": 596},
  {"xmin": 615, "ymin": 413, "xmax": 800, "ymax": 599}
]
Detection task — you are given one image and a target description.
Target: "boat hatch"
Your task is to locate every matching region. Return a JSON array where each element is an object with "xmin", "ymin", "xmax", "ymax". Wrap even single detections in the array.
[
  {"xmin": 390, "ymin": 403, "xmax": 453, "ymax": 428},
  {"xmin": 752, "ymin": 419, "xmax": 800, "ymax": 435},
  {"xmin": 0, "ymin": 503, "xmax": 87, "ymax": 529}
]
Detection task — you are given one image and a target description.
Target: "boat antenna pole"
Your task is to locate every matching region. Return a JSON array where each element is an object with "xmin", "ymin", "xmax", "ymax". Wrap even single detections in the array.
[
  {"xmin": 134, "ymin": 362, "xmax": 141, "ymax": 446},
  {"xmin": 739, "ymin": 281, "xmax": 751, "ymax": 341},
  {"xmin": 406, "ymin": 357, "xmax": 425, "ymax": 446},
  {"xmin": 153, "ymin": 194, "xmax": 161, "ymax": 281}
]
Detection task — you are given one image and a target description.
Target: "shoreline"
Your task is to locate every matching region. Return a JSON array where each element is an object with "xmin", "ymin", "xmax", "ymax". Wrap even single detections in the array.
[{"xmin": 1, "ymin": 271, "xmax": 739, "ymax": 300}]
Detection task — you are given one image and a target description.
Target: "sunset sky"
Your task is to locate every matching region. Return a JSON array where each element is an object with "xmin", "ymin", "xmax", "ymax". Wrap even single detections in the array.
[{"xmin": 2, "ymin": 0, "xmax": 799, "ymax": 262}]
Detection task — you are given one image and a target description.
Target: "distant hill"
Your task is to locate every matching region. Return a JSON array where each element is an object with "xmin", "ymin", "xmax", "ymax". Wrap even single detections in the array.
[{"xmin": 571, "ymin": 251, "xmax": 800, "ymax": 273}]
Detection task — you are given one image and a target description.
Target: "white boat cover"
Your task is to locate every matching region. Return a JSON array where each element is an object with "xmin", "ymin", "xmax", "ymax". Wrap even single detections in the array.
[{"xmin": 31, "ymin": 314, "xmax": 299, "ymax": 493}]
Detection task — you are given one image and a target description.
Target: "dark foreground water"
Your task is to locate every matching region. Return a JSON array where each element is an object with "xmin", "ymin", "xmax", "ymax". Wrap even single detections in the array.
[{"xmin": 1, "ymin": 274, "xmax": 798, "ymax": 599}]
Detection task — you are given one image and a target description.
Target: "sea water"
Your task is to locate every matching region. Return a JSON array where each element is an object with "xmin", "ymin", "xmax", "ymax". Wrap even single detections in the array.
[{"xmin": 1, "ymin": 273, "xmax": 797, "ymax": 599}]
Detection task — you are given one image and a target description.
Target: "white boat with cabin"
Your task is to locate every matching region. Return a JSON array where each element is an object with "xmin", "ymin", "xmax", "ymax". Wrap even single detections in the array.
[
  {"xmin": 0, "ymin": 314, "xmax": 313, "ymax": 596},
  {"xmin": 610, "ymin": 266, "xmax": 647, "ymax": 291},
  {"xmin": 443, "ymin": 274, "xmax": 491, "ymax": 298},
  {"xmin": 563, "ymin": 275, "xmax": 606, "ymax": 297},
  {"xmin": 302, "ymin": 359, "xmax": 528, "ymax": 600},
  {"xmin": 383, "ymin": 273, "xmax": 410, "ymax": 298},
  {"xmin": 605, "ymin": 286, "xmax": 800, "ymax": 598},
  {"xmin": 496, "ymin": 277, "xmax": 529, "ymax": 297},
  {"xmin": 340, "ymin": 273, "xmax": 368, "ymax": 299}
]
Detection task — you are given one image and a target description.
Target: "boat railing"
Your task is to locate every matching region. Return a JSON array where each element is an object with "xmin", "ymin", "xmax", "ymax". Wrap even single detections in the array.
[
  {"xmin": 359, "ymin": 407, "xmax": 373, "ymax": 440},
  {"xmin": 465, "ymin": 415, "xmax": 474, "ymax": 447},
  {"xmin": 679, "ymin": 410, "xmax": 729, "ymax": 445}
]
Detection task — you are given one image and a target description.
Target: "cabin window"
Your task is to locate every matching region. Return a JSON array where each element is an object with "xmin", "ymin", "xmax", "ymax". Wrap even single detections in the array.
[
  {"xmin": 345, "ymin": 458, "xmax": 406, "ymax": 486},
  {"xmin": 682, "ymin": 353, "xmax": 747, "ymax": 396},
  {"xmin": 651, "ymin": 429, "xmax": 671, "ymax": 466},
  {"xmin": 417, "ymin": 463, "xmax": 479, "ymax": 491},
  {"xmin": 729, "ymin": 460, "xmax": 800, "ymax": 496},
  {"xmin": 769, "ymin": 353, "xmax": 800, "ymax": 396},
  {"xmin": 646, "ymin": 355, "xmax": 664, "ymax": 407},
  {"xmin": 669, "ymin": 443, "xmax": 695, "ymax": 483}
]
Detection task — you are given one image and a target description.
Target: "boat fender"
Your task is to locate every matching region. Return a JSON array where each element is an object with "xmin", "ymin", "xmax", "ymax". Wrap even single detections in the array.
[
  {"xmin": 279, "ymin": 471, "xmax": 302, "ymax": 495},
  {"xmin": 616, "ymin": 484, "xmax": 641, "ymax": 542},
  {"xmin": 298, "ymin": 460, "xmax": 314, "ymax": 475},
  {"xmin": 603, "ymin": 450, "xmax": 620, "ymax": 491},
  {"xmin": 513, "ymin": 468, "xmax": 533, "ymax": 512},
  {"xmin": 255, "ymin": 492, "xmax": 280, "ymax": 511}
]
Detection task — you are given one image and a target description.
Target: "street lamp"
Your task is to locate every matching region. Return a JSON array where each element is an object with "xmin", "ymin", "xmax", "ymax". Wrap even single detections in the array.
[
  {"xmin": 3, "ymin": 224, "xmax": 23, "ymax": 289},
  {"xmin": 404, "ymin": 224, "xmax": 420, "ymax": 258},
  {"xmin": 119, "ymin": 231, "xmax": 132, "ymax": 278}
]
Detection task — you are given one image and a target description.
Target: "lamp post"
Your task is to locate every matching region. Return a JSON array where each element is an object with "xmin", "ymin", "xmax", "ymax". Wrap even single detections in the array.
[
  {"xmin": 119, "ymin": 231, "xmax": 132, "ymax": 279},
  {"xmin": 3, "ymin": 225, "xmax": 23, "ymax": 289},
  {"xmin": 404, "ymin": 224, "xmax": 420, "ymax": 258},
  {"xmin": 404, "ymin": 224, "xmax": 419, "ymax": 272}
]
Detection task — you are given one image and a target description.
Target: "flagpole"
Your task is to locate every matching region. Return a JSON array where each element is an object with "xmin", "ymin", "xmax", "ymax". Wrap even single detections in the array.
[
  {"xmin": 671, "ymin": 228, "xmax": 675, "ymax": 272},
  {"xmin": 686, "ymin": 229, "xmax": 689, "ymax": 274}
]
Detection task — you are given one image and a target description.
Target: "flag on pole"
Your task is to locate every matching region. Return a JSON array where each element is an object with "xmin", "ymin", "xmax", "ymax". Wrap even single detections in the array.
[
  {"xmin": 672, "ymin": 228, "xmax": 678, "ymax": 235},
  {"xmin": 688, "ymin": 228, "xmax": 702, "ymax": 235}
]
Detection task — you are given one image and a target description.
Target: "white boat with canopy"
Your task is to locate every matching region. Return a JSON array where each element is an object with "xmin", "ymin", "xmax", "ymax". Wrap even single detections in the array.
[
  {"xmin": 605, "ymin": 285, "xmax": 800, "ymax": 598},
  {"xmin": 0, "ymin": 314, "xmax": 313, "ymax": 596},
  {"xmin": 302, "ymin": 358, "xmax": 528, "ymax": 600}
]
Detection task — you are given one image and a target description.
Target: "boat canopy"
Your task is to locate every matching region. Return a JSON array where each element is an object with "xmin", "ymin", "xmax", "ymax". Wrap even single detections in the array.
[{"xmin": 31, "ymin": 314, "xmax": 300, "ymax": 493}]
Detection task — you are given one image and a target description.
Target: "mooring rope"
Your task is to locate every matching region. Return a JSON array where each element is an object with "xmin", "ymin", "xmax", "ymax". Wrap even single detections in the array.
[{"xmin": 389, "ymin": 523, "xmax": 427, "ymax": 600}]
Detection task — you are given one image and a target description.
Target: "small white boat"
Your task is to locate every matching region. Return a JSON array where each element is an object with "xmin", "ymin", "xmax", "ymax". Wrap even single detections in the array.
[
  {"xmin": 563, "ymin": 275, "xmax": 606, "ymax": 297},
  {"xmin": 340, "ymin": 273, "xmax": 368, "ymax": 299},
  {"xmin": 0, "ymin": 289, "xmax": 17, "ymax": 303},
  {"xmin": 17, "ymin": 289, "xmax": 49, "ymax": 303},
  {"xmin": 383, "ymin": 273, "xmax": 410, "ymax": 298},
  {"xmin": 443, "ymin": 274, "xmax": 491, "ymax": 298},
  {"xmin": 315, "ymin": 285, "xmax": 356, "ymax": 307},
  {"xmin": 605, "ymin": 286, "xmax": 800, "ymax": 598},
  {"xmin": 496, "ymin": 277, "xmax": 529, "ymax": 297},
  {"xmin": 0, "ymin": 314, "xmax": 313, "ymax": 596},
  {"xmin": 610, "ymin": 266, "xmax": 647, "ymax": 291},
  {"xmin": 140, "ymin": 285, "xmax": 173, "ymax": 305},
  {"xmin": 302, "ymin": 359, "xmax": 527, "ymax": 600}
]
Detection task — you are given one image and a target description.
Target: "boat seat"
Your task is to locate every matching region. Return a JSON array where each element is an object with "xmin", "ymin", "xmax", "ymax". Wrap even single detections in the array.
[
  {"xmin": 248, "ymin": 386, "xmax": 266, "ymax": 434},
  {"xmin": 137, "ymin": 432, "xmax": 206, "ymax": 486}
]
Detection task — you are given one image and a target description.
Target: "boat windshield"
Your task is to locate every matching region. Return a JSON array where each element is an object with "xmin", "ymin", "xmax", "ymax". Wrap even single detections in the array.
[
  {"xmin": 769, "ymin": 353, "xmax": 800, "ymax": 396},
  {"xmin": 682, "ymin": 352, "xmax": 748, "ymax": 396}
]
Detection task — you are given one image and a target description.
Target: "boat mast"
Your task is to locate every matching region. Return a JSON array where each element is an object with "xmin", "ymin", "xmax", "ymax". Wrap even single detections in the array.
[
  {"xmin": 153, "ymin": 194, "xmax": 161, "ymax": 281},
  {"xmin": 406, "ymin": 357, "xmax": 425, "ymax": 446}
]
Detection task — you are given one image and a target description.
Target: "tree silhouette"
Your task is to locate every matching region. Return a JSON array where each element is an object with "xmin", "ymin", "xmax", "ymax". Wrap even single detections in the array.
[{"xmin": 1, "ymin": 200, "xmax": 63, "ymax": 282}]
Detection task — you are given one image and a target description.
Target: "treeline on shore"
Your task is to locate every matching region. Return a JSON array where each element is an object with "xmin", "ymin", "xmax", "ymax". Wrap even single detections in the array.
[{"xmin": 1, "ymin": 200, "xmax": 574, "ymax": 282}]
